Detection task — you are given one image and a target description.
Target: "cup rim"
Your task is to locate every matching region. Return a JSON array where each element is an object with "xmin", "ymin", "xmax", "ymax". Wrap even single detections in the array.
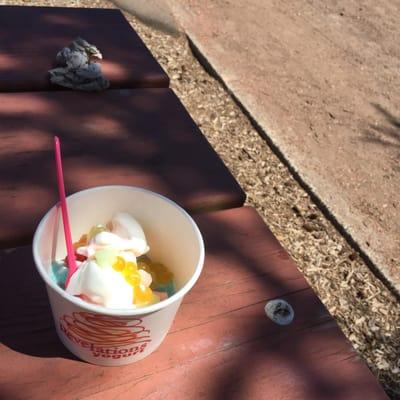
[{"xmin": 32, "ymin": 185, "xmax": 205, "ymax": 316}]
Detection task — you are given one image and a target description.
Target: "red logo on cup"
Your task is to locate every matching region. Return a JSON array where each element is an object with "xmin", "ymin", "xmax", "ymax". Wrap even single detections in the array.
[{"xmin": 60, "ymin": 312, "xmax": 151, "ymax": 359}]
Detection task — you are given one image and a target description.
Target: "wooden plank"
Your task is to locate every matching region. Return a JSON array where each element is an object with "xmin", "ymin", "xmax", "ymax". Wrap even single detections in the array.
[
  {"xmin": 0, "ymin": 5, "xmax": 168, "ymax": 91},
  {"xmin": 0, "ymin": 207, "xmax": 387, "ymax": 399},
  {"xmin": 84, "ymin": 323, "xmax": 383, "ymax": 400},
  {"xmin": 0, "ymin": 89, "xmax": 245, "ymax": 247}
]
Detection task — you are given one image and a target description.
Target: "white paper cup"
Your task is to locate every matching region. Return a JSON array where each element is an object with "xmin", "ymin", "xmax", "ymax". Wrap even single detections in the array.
[{"xmin": 33, "ymin": 186, "xmax": 204, "ymax": 366}]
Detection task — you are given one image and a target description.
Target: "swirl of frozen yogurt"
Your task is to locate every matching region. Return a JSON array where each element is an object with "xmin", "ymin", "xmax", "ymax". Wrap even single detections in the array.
[
  {"xmin": 67, "ymin": 213, "xmax": 152, "ymax": 308},
  {"xmin": 66, "ymin": 260, "xmax": 133, "ymax": 308},
  {"xmin": 77, "ymin": 212, "xmax": 149, "ymax": 259}
]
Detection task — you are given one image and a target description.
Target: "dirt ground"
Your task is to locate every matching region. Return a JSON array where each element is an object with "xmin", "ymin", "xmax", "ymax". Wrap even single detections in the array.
[
  {"xmin": 167, "ymin": 0, "xmax": 400, "ymax": 296},
  {"xmin": 1, "ymin": 0, "xmax": 399, "ymax": 398}
]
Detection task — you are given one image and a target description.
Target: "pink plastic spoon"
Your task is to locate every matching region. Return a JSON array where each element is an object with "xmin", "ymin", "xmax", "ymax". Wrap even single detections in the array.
[{"xmin": 54, "ymin": 136, "xmax": 77, "ymax": 287}]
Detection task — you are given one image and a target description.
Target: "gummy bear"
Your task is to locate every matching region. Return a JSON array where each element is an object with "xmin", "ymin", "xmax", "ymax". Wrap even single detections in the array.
[
  {"xmin": 95, "ymin": 248, "xmax": 118, "ymax": 267},
  {"xmin": 133, "ymin": 285, "xmax": 153, "ymax": 305},
  {"xmin": 74, "ymin": 252, "xmax": 87, "ymax": 262},
  {"xmin": 137, "ymin": 260, "xmax": 155, "ymax": 281},
  {"xmin": 51, "ymin": 261, "xmax": 68, "ymax": 289},
  {"xmin": 123, "ymin": 261, "xmax": 137, "ymax": 277},
  {"xmin": 151, "ymin": 262, "xmax": 173, "ymax": 284},
  {"xmin": 112, "ymin": 256, "xmax": 125, "ymax": 272},
  {"xmin": 73, "ymin": 234, "xmax": 88, "ymax": 250},
  {"xmin": 88, "ymin": 224, "xmax": 107, "ymax": 240},
  {"xmin": 125, "ymin": 271, "xmax": 141, "ymax": 286},
  {"xmin": 151, "ymin": 281, "xmax": 176, "ymax": 297}
]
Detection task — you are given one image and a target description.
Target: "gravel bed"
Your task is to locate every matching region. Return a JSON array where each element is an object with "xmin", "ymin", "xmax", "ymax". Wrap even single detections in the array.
[{"xmin": 2, "ymin": 0, "xmax": 399, "ymax": 397}]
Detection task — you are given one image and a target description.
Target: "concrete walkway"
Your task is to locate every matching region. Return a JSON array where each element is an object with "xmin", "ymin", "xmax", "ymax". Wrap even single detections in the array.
[{"xmin": 169, "ymin": 0, "xmax": 400, "ymax": 293}]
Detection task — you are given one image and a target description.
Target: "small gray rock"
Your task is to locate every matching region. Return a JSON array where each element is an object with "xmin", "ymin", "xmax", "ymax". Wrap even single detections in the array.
[{"xmin": 265, "ymin": 299, "xmax": 294, "ymax": 325}]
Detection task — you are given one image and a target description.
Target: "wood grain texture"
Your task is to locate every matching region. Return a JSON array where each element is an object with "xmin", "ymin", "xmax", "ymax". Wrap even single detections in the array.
[
  {"xmin": 0, "ymin": 88, "xmax": 245, "ymax": 247},
  {"xmin": 0, "ymin": 5, "xmax": 169, "ymax": 91},
  {"xmin": 0, "ymin": 207, "xmax": 387, "ymax": 399}
]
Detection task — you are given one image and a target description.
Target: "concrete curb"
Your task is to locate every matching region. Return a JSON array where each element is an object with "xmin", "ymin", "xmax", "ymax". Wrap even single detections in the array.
[{"xmin": 187, "ymin": 35, "xmax": 400, "ymax": 300}]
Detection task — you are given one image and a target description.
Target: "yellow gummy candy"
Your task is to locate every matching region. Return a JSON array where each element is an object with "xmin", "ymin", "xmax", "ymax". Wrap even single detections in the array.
[
  {"xmin": 125, "ymin": 271, "xmax": 141, "ymax": 286},
  {"xmin": 112, "ymin": 256, "xmax": 125, "ymax": 272},
  {"xmin": 150, "ymin": 292, "xmax": 160, "ymax": 305},
  {"xmin": 134, "ymin": 285, "xmax": 153, "ymax": 305},
  {"xmin": 123, "ymin": 261, "xmax": 137, "ymax": 277}
]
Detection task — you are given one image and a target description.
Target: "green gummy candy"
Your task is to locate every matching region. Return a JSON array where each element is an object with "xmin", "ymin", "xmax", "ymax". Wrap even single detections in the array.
[{"xmin": 95, "ymin": 248, "xmax": 118, "ymax": 267}]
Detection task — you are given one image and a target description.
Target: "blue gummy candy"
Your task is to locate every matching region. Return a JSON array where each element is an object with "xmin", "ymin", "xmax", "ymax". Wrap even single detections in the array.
[
  {"xmin": 152, "ymin": 281, "xmax": 176, "ymax": 297},
  {"xmin": 50, "ymin": 261, "xmax": 68, "ymax": 289}
]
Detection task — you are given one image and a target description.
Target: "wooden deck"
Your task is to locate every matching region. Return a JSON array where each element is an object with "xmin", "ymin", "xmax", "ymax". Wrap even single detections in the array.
[
  {"xmin": 0, "ymin": 207, "xmax": 387, "ymax": 399},
  {"xmin": 0, "ymin": 89, "xmax": 245, "ymax": 247}
]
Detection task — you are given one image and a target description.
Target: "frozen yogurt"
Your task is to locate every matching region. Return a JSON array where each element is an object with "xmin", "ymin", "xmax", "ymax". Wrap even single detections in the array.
[{"xmin": 51, "ymin": 212, "xmax": 175, "ymax": 309}]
